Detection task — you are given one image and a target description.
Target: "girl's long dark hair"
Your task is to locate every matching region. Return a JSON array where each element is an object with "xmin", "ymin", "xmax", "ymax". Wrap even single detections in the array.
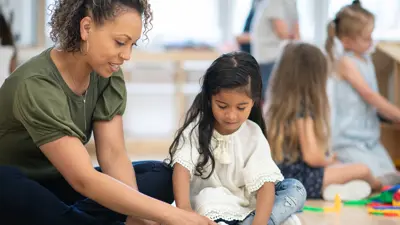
[{"xmin": 168, "ymin": 51, "xmax": 266, "ymax": 179}]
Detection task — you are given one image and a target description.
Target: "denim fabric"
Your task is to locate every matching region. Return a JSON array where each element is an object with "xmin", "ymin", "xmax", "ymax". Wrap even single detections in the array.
[{"xmin": 215, "ymin": 179, "xmax": 306, "ymax": 225}]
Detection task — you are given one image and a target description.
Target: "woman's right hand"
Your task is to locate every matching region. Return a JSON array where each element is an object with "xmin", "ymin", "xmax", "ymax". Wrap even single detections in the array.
[{"xmin": 166, "ymin": 209, "xmax": 218, "ymax": 225}]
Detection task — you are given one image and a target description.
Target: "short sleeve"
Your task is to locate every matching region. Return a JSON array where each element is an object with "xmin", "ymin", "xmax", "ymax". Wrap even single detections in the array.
[
  {"xmin": 171, "ymin": 123, "xmax": 201, "ymax": 179},
  {"xmin": 243, "ymin": 129, "xmax": 284, "ymax": 193},
  {"xmin": 13, "ymin": 76, "xmax": 84, "ymax": 147},
  {"xmin": 263, "ymin": 0, "xmax": 285, "ymax": 20},
  {"xmin": 93, "ymin": 69, "xmax": 127, "ymax": 121}
]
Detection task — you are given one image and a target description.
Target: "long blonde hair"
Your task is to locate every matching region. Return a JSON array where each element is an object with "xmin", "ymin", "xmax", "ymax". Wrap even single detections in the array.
[
  {"xmin": 325, "ymin": 0, "xmax": 374, "ymax": 64},
  {"xmin": 265, "ymin": 42, "xmax": 330, "ymax": 163}
]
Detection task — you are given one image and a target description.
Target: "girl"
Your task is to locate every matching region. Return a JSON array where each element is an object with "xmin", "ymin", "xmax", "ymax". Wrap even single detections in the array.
[
  {"xmin": 168, "ymin": 51, "xmax": 306, "ymax": 225},
  {"xmin": 0, "ymin": 1, "xmax": 213, "ymax": 225},
  {"xmin": 265, "ymin": 42, "xmax": 384, "ymax": 201},
  {"xmin": 326, "ymin": 0, "xmax": 400, "ymax": 184}
]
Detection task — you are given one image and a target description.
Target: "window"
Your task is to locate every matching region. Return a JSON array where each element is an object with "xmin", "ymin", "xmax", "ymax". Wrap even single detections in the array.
[
  {"xmin": 44, "ymin": 0, "xmax": 221, "ymax": 48},
  {"xmin": 1, "ymin": 0, "xmax": 37, "ymax": 47},
  {"xmin": 143, "ymin": 0, "xmax": 221, "ymax": 48},
  {"xmin": 328, "ymin": 0, "xmax": 400, "ymax": 40},
  {"xmin": 232, "ymin": 0, "xmax": 253, "ymax": 35}
]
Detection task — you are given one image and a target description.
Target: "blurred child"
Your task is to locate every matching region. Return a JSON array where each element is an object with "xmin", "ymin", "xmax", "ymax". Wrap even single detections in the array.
[
  {"xmin": 168, "ymin": 51, "xmax": 306, "ymax": 225},
  {"xmin": 325, "ymin": 0, "xmax": 400, "ymax": 184},
  {"xmin": 251, "ymin": 0, "xmax": 299, "ymax": 100},
  {"xmin": 265, "ymin": 42, "xmax": 384, "ymax": 201}
]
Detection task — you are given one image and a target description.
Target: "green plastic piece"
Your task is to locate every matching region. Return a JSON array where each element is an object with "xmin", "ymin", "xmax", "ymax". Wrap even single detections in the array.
[
  {"xmin": 302, "ymin": 206, "xmax": 324, "ymax": 212},
  {"xmin": 370, "ymin": 212, "xmax": 384, "ymax": 216},
  {"xmin": 344, "ymin": 190, "xmax": 394, "ymax": 206},
  {"xmin": 343, "ymin": 199, "xmax": 371, "ymax": 206}
]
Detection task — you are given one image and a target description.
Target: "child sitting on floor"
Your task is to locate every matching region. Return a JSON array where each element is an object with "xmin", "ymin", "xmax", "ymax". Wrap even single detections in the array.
[
  {"xmin": 264, "ymin": 42, "xmax": 385, "ymax": 201},
  {"xmin": 168, "ymin": 51, "xmax": 306, "ymax": 225},
  {"xmin": 326, "ymin": 0, "xmax": 400, "ymax": 185}
]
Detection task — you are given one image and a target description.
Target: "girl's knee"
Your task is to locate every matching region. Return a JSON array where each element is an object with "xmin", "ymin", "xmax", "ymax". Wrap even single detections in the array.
[
  {"xmin": 279, "ymin": 179, "xmax": 307, "ymax": 207},
  {"xmin": 353, "ymin": 164, "xmax": 372, "ymax": 178}
]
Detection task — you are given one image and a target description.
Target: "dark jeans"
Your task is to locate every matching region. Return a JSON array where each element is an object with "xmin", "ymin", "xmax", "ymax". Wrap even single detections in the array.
[
  {"xmin": 0, "ymin": 161, "xmax": 174, "ymax": 225},
  {"xmin": 260, "ymin": 62, "xmax": 275, "ymax": 101}
]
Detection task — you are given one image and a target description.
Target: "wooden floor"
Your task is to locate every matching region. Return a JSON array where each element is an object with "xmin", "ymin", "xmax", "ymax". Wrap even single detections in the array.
[
  {"xmin": 297, "ymin": 200, "xmax": 399, "ymax": 225},
  {"xmin": 89, "ymin": 152, "xmax": 399, "ymax": 225}
]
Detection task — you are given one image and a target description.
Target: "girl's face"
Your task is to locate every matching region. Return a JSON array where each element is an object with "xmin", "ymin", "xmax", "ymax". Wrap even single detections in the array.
[
  {"xmin": 343, "ymin": 21, "xmax": 374, "ymax": 55},
  {"xmin": 80, "ymin": 9, "xmax": 142, "ymax": 77},
  {"xmin": 211, "ymin": 89, "xmax": 254, "ymax": 135}
]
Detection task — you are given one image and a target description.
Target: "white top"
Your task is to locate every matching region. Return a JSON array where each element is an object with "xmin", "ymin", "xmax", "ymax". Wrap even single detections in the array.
[
  {"xmin": 171, "ymin": 119, "xmax": 284, "ymax": 221},
  {"xmin": 251, "ymin": 0, "xmax": 298, "ymax": 63}
]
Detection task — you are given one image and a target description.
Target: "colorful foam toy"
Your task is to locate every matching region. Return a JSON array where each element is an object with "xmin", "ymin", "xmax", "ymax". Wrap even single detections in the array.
[
  {"xmin": 343, "ymin": 185, "xmax": 400, "ymax": 217},
  {"xmin": 393, "ymin": 189, "xmax": 400, "ymax": 207}
]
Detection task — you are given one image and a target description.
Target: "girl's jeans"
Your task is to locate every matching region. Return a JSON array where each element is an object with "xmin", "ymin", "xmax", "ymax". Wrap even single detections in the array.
[{"xmin": 215, "ymin": 178, "xmax": 306, "ymax": 225}]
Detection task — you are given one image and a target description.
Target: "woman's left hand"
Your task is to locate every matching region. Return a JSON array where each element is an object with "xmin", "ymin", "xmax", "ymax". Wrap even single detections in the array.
[{"xmin": 126, "ymin": 216, "xmax": 161, "ymax": 225}]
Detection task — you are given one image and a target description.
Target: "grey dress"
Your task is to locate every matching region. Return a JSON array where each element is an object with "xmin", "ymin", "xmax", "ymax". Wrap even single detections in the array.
[{"xmin": 330, "ymin": 51, "xmax": 396, "ymax": 177}]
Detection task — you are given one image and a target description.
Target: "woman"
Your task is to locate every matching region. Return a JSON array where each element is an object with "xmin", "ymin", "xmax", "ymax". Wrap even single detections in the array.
[
  {"xmin": 0, "ymin": 1, "xmax": 217, "ymax": 225},
  {"xmin": 251, "ymin": 0, "xmax": 299, "ymax": 100}
]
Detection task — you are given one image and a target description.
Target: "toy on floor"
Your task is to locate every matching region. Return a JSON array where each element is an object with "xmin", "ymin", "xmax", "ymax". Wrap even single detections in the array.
[
  {"xmin": 302, "ymin": 194, "xmax": 341, "ymax": 213},
  {"xmin": 393, "ymin": 189, "xmax": 400, "ymax": 206},
  {"xmin": 342, "ymin": 185, "xmax": 400, "ymax": 217},
  {"xmin": 343, "ymin": 184, "xmax": 400, "ymax": 206},
  {"xmin": 367, "ymin": 187, "xmax": 400, "ymax": 217},
  {"xmin": 367, "ymin": 207, "xmax": 400, "ymax": 217}
]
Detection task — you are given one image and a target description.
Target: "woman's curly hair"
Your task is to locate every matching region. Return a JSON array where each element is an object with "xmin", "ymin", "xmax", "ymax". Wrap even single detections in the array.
[{"xmin": 48, "ymin": 0, "xmax": 152, "ymax": 52}]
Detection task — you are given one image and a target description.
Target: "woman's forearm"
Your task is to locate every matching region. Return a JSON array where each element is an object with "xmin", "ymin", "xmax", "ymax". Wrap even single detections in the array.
[
  {"xmin": 79, "ymin": 169, "xmax": 175, "ymax": 223},
  {"xmin": 98, "ymin": 150, "xmax": 138, "ymax": 190}
]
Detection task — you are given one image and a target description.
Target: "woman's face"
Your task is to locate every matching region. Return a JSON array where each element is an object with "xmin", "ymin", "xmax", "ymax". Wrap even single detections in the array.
[{"xmin": 80, "ymin": 9, "xmax": 142, "ymax": 77}]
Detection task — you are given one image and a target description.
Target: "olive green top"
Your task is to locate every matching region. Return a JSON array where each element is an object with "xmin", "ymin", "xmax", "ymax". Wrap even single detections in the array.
[{"xmin": 0, "ymin": 48, "xmax": 127, "ymax": 180}]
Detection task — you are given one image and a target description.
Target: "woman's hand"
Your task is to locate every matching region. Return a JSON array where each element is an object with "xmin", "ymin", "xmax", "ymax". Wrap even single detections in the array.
[
  {"xmin": 166, "ymin": 209, "xmax": 218, "ymax": 225},
  {"xmin": 126, "ymin": 216, "xmax": 160, "ymax": 225}
]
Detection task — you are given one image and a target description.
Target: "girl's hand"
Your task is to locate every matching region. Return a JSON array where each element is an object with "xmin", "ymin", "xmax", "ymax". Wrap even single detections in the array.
[{"xmin": 326, "ymin": 153, "xmax": 339, "ymax": 166}]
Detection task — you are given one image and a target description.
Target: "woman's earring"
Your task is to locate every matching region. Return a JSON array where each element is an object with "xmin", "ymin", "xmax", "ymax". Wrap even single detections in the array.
[{"xmin": 80, "ymin": 40, "xmax": 89, "ymax": 55}]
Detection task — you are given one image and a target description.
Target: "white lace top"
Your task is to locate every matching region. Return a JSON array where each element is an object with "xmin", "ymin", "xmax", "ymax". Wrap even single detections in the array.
[{"xmin": 171, "ymin": 119, "xmax": 284, "ymax": 221}]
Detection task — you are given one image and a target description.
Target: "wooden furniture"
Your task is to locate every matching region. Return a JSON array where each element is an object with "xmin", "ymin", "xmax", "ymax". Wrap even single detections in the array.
[{"xmin": 372, "ymin": 42, "xmax": 400, "ymax": 168}]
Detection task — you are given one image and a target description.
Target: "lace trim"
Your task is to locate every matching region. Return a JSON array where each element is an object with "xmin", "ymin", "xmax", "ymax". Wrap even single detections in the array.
[
  {"xmin": 202, "ymin": 208, "xmax": 253, "ymax": 221},
  {"xmin": 246, "ymin": 172, "xmax": 284, "ymax": 193},
  {"xmin": 172, "ymin": 158, "xmax": 194, "ymax": 178}
]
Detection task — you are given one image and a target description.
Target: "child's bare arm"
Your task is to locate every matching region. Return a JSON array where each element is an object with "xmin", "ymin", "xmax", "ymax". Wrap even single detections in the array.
[
  {"xmin": 296, "ymin": 117, "xmax": 332, "ymax": 167},
  {"xmin": 338, "ymin": 57, "xmax": 400, "ymax": 123},
  {"xmin": 172, "ymin": 164, "xmax": 193, "ymax": 211},
  {"xmin": 271, "ymin": 19, "xmax": 290, "ymax": 40},
  {"xmin": 252, "ymin": 182, "xmax": 275, "ymax": 225}
]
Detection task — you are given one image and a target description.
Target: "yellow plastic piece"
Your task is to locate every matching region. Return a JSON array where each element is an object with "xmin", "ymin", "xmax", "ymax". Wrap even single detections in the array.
[{"xmin": 323, "ymin": 194, "xmax": 342, "ymax": 213}]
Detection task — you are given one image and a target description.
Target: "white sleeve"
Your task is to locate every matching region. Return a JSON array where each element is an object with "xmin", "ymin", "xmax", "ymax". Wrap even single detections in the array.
[
  {"xmin": 243, "ymin": 130, "xmax": 284, "ymax": 193},
  {"xmin": 171, "ymin": 124, "xmax": 200, "ymax": 179},
  {"xmin": 263, "ymin": 0, "xmax": 285, "ymax": 20}
]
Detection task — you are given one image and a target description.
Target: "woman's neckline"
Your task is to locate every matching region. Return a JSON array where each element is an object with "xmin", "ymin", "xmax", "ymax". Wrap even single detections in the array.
[{"xmin": 46, "ymin": 47, "xmax": 92, "ymax": 100}]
